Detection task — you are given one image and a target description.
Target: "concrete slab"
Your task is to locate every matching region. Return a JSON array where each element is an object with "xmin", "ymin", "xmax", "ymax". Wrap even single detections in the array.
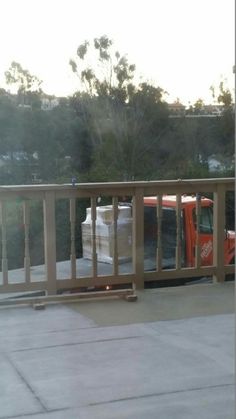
[
  {"xmin": 68, "ymin": 282, "xmax": 235, "ymax": 326},
  {"xmin": 0, "ymin": 304, "xmax": 95, "ymax": 339},
  {"xmin": 0, "ymin": 286, "xmax": 234, "ymax": 419},
  {"xmin": 0, "ymin": 352, "xmax": 44, "ymax": 417}
]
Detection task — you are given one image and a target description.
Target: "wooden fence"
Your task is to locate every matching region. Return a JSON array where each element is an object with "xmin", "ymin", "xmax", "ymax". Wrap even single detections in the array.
[{"xmin": 0, "ymin": 178, "xmax": 234, "ymax": 299}]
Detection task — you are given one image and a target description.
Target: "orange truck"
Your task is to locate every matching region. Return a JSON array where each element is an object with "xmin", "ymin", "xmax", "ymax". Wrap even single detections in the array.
[{"xmin": 143, "ymin": 195, "xmax": 235, "ymax": 269}]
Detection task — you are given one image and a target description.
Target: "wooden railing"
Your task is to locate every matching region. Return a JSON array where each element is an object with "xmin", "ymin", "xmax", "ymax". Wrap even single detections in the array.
[{"xmin": 0, "ymin": 178, "xmax": 234, "ymax": 298}]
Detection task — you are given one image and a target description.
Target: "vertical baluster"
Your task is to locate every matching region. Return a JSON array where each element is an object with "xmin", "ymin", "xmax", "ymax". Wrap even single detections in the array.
[
  {"xmin": 112, "ymin": 197, "xmax": 119, "ymax": 276},
  {"xmin": 213, "ymin": 185, "xmax": 225, "ymax": 282},
  {"xmin": 23, "ymin": 201, "xmax": 31, "ymax": 283},
  {"xmin": 70, "ymin": 198, "xmax": 76, "ymax": 279},
  {"xmin": 91, "ymin": 197, "xmax": 97, "ymax": 279},
  {"xmin": 195, "ymin": 193, "xmax": 201, "ymax": 268},
  {"xmin": 175, "ymin": 193, "xmax": 182, "ymax": 270},
  {"xmin": 156, "ymin": 194, "xmax": 162, "ymax": 271},
  {"xmin": 0, "ymin": 201, "xmax": 8, "ymax": 285},
  {"xmin": 132, "ymin": 188, "xmax": 144, "ymax": 289},
  {"xmin": 44, "ymin": 191, "xmax": 57, "ymax": 295}
]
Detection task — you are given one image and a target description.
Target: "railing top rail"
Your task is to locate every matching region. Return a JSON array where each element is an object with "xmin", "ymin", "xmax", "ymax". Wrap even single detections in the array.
[{"xmin": 0, "ymin": 177, "xmax": 234, "ymax": 193}]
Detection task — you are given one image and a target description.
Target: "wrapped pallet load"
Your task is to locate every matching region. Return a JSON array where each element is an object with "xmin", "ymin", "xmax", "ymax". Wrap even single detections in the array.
[{"xmin": 82, "ymin": 205, "xmax": 132, "ymax": 264}]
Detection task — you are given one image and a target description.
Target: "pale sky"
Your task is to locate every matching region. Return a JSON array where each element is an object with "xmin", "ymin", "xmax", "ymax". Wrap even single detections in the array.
[{"xmin": 0, "ymin": 0, "xmax": 234, "ymax": 105}]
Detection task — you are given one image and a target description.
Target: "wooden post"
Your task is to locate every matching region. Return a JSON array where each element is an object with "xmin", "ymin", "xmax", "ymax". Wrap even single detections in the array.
[
  {"xmin": 157, "ymin": 194, "xmax": 162, "ymax": 271},
  {"xmin": 112, "ymin": 197, "xmax": 119, "ymax": 276},
  {"xmin": 0, "ymin": 201, "xmax": 8, "ymax": 285},
  {"xmin": 175, "ymin": 193, "xmax": 182, "ymax": 270},
  {"xmin": 70, "ymin": 198, "xmax": 76, "ymax": 279},
  {"xmin": 91, "ymin": 196, "xmax": 97, "ymax": 279},
  {"xmin": 44, "ymin": 191, "xmax": 57, "ymax": 295},
  {"xmin": 23, "ymin": 201, "xmax": 31, "ymax": 284},
  {"xmin": 195, "ymin": 193, "xmax": 201, "ymax": 268},
  {"xmin": 132, "ymin": 188, "xmax": 144, "ymax": 289},
  {"xmin": 213, "ymin": 185, "xmax": 225, "ymax": 282}
]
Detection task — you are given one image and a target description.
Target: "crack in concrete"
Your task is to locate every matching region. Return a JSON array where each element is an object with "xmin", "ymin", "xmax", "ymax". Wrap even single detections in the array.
[
  {"xmin": 10, "ymin": 335, "xmax": 144, "ymax": 353},
  {"xmin": 2, "ymin": 352, "xmax": 48, "ymax": 413},
  {"xmin": 88, "ymin": 382, "xmax": 235, "ymax": 406},
  {"xmin": 2, "ymin": 382, "xmax": 234, "ymax": 419}
]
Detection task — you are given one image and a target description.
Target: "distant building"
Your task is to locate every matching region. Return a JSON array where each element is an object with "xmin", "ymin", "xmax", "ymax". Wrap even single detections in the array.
[
  {"xmin": 208, "ymin": 155, "xmax": 234, "ymax": 173},
  {"xmin": 185, "ymin": 103, "xmax": 228, "ymax": 118},
  {"xmin": 0, "ymin": 152, "xmax": 40, "ymax": 182},
  {"xmin": 168, "ymin": 101, "xmax": 186, "ymax": 117},
  {"xmin": 202, "ymin": 105, "xmax": 224, "ymax": 116},
  {"xmin": 18, "ymin": 104, "xmax": 32, "ymax": 110},
  {"xmin": 41, "ymin": 97, "xmax": 59, "ymax": 111}
]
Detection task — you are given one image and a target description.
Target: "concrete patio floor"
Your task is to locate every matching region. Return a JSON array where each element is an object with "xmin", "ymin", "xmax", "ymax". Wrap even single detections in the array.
[{"xmin": 0, "ymin": 282, "xmax": 234, "ymax": 419}]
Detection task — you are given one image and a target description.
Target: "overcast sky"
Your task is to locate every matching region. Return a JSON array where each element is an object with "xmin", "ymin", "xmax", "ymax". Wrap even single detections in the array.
[{"xmin": 0, "ymin": 0, "xmax": 234, "ymax": 104}]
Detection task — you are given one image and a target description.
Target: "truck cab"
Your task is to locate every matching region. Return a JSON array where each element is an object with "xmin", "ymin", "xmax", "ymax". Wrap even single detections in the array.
[{"xmin": 143, "ymin": 195, "xmax": 235, "ymax": 268}]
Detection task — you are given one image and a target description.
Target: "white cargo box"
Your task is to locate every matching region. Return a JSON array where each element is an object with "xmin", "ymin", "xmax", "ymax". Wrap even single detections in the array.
[{"xmin": 82, "ymin": 205, "xmax": 132, "ymax": 264}]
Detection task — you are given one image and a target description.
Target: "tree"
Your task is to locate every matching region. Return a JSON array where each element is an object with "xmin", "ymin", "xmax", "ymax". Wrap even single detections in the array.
[
  {"xmin": 69, "ymin": 36, "xmax": 169, "ymax": 181},
  {"xmin": 5, "ymin": 61, "xmax": 42, "ymax": 107},
  {"xmin": 0, "ymin": 94, "xmax": 19, "ymax": 155},
  {"xmin": 193, "ymin": 98, "xmax": 204, "ymax": 114},
  {"xmin": 210, "ymin": 80, "xmax": 233, "ymax": 108},
  {"xmin": 210, "ymin": 80, "xmax": 234, "ymax": 156},
  {"xmin": 0, "ymin": 88, "xmax": 7, "ymax": 95},
  {"xmin": 70, "ymin": 36, "xmax": 135, "ymax": 99}
]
